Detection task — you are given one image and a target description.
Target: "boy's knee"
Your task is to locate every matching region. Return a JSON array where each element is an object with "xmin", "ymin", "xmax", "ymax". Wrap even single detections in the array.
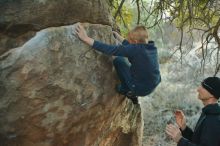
[{"xmin": 113, "ymin": 57, "xmax": 123, "ymax": 66}]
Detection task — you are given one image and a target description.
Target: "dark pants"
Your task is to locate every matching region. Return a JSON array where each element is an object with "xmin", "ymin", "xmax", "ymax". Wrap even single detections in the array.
[{"xmin": 113, "ymin": 57, "xmax": 135, "ymax": 95}]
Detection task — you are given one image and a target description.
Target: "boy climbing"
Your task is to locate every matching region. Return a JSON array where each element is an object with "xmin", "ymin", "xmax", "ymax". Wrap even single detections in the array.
[{"xmin": 75, "ymin": 23, "xmax": 161, "ymax": 104}]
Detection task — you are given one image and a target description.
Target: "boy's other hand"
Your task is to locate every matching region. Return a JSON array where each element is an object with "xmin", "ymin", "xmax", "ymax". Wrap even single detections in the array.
[
  {"xmin": 112, "ymin": 31, "xmax": 124, "ymax": 42},
  {"xmin": 112, "ymin": 31, "xmax": 120, "ymax": 38}
]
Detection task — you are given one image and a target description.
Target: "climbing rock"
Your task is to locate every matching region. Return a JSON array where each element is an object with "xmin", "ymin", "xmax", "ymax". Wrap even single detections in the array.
[{"xmin": 0, "ymin": 23, "xmax": 143, "ymax": 146}]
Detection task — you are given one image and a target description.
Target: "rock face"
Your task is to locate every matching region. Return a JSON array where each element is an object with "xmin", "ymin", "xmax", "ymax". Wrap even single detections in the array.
[
  {"xmin": 0, "ymin": 23, "xmax": 143, "ymax": 146},
  {"xmin": 0, "ymin": 0, "xmax": 112, "ymax": 55},
  {"xmin": 0, "ymin": 1, "xmax": 143, "ymax": 145},
  {"xmin": 0, "ymin": 0, "xmax": 112, "ymax": 33}
]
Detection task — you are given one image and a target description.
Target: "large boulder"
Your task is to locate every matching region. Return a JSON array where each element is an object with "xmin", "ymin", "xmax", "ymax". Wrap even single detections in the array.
[
  {"xmin": 0, "ymin": 23, "xmax": 143, "ymax": 146},
  {"xmin": 0, "ymin": 0, "xmax": 112, "ymax": 55},
  {"xmin": 0, "ymin": 0, "xmax": 112, "ymax": 34}
]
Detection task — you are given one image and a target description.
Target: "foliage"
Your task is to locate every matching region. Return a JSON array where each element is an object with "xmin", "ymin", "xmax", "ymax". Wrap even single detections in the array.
[
  {"xmin": 109, "ymin": 0, "xmax": 220, "ymax": 75},
  {"xmin": 109, "ymin": 0, "xmax": 134, "ymax": 36}
]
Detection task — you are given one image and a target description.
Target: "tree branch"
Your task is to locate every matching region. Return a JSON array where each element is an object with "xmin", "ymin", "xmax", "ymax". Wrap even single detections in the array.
[{"xmin": 114, "ymin": 0, "xmax": 126, "ymax": 19}]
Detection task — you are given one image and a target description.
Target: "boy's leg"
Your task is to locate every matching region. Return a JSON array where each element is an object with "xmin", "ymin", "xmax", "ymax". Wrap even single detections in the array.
[
  {"xmin": 113, "ymin": 57, "xmax": 131, "ymax": 93},
  {"xmin": 113, "ymin": 57, "xmax": 138, "ymax": 104}
]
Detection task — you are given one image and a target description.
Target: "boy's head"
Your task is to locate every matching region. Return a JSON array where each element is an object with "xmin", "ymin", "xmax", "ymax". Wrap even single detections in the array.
[{"xmin": 127, "ymin": 26, "xmax": 148, "ymax": 44}]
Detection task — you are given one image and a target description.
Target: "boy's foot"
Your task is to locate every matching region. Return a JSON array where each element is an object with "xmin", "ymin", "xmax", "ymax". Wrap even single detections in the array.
[
  {"xmin": 116, "ymin": 84, "xmax": 139, "ymax": 104},
  {"xmin": 127, "ymin": 96, "xmax": 139, "ymax": 104},
  {"xmin": 116, "ymin": 84, "xmax": 127, "ymax": 95},
  {"xmin": 126, "ymin": 91, "xmax": 139, "ymax": 104}
]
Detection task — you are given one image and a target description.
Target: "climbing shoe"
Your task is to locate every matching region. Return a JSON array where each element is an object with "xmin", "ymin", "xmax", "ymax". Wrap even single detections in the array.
[{"xmin": 126, "ymin": 91, "xmax": 139, "ymax": 104}]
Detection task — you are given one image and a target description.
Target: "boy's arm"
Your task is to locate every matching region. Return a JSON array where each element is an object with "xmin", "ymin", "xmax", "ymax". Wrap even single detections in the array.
[
  {"xmin": 75, "ymin": 23, "xmax": 128, "ymax": 46},
  {"xmin": 92, "ymin": 40, "xmax": 132, "ymax": 57},
  {"xmin": 75, "ymin": 23, "xmax": 133, "ymax": 57}
]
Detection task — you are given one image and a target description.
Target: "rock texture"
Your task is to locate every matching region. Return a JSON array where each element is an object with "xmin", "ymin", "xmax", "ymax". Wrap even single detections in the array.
[
  {"xmin": 0, "ymin": 23, "xmax": 143, "ymax": 146},
  {"xmin": 0, "ymin": 1, "xmax": 143, "ymax": 145},
  {"xmin": 0, "ymin": 0, "xmax": 112, "ymax": 56},
  {"xmin": 0, "ymin": 0, "xmax": 112, "ymax": 33}
]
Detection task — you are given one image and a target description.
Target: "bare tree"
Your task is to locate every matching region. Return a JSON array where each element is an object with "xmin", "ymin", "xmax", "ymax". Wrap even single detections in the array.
[{"xmin": 110, "ymin": 0, "xmax": 220, "ymax": 75}]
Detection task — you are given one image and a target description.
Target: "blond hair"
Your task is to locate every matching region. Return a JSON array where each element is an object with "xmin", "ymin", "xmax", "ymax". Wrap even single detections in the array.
[{"xmin": 127, "ymin": 26, "xmax": 148, "ymax": 43}]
